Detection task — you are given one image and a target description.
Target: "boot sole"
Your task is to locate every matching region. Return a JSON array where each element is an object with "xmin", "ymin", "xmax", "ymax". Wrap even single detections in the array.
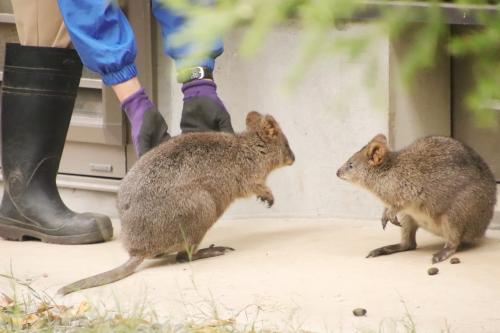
[{"xmin": 0, "ymin": 220, "xmax": 113, "ymax": 245}]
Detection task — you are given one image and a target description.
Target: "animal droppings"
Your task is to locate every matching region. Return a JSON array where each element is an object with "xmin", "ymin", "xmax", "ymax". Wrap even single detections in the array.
[
  {"xmin": 427, "ymin": 267, "xmax": 439, "ymax": 275},
  {"xmin": 450, "ymin": 257, "xmax": 461, "ymax": 264},
  {"xmin": 353, "ymin": 308, "xmax": 367, "ymax": 317}
]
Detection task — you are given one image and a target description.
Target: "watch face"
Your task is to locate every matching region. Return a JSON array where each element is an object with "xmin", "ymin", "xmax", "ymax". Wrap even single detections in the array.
[
  {"xmin": 178, "ymin": 67, "xmax": 209, "ymax": 83},
  {"xmin": 191, "ymin": 67, "xmax": 204, "ymax": 80}
]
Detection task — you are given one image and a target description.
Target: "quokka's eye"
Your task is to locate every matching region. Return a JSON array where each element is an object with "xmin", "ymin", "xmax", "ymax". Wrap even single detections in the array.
[{"xmin": 348, "ymin": 162, "xmax": 353, "ymax": 169}]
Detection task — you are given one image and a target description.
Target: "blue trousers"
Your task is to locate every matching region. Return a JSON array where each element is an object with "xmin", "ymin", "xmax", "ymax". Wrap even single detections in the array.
[{"xmin": 57, "ymin": 0, "xmax": 223, "ymax": 85}]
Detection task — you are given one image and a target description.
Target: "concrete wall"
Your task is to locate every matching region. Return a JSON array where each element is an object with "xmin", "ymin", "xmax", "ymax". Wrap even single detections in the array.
[{"xmin": 156, "ymin": 24, "xmax": 390, "ymax": 220}]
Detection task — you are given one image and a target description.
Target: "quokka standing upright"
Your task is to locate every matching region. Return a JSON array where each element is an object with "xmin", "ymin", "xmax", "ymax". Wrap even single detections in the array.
[{"xmin": 58, "ymin": 111, "xmax": 295, "ymax": 295}]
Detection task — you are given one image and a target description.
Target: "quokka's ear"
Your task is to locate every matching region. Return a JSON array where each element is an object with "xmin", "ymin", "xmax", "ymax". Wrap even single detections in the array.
[
  {"xmin": 261, "ymin": 115, "xmax": 280, "ymax": 140},
  {"xmin": 366, "ymin": 134, "xmax": 388, "ymax": 166},
  {"xmin": 371, "ymin": 134, "xmax": 387, "ymax": 145},
  {"xmin": 246, "ymin": 111, "xmax": 262, "ymax": 130}
]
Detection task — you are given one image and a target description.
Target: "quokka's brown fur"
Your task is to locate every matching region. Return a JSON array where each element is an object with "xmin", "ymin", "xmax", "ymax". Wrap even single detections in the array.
[
  {"xmin": 337, "ymin": 134, "xmax": 497, "ymax": 263},
  {"xmin": 58, "ymin": 111, "xmax": 295, "ymax": 295}
]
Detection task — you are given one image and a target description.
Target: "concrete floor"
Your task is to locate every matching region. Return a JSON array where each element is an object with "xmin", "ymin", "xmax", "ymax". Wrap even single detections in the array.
[{"xmin": 1, "ymin": 218, "xmax": 500, "ymax": 332}]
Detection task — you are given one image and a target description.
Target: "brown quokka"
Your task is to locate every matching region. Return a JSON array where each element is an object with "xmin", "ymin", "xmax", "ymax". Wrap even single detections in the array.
[
  {"xmin": 58, "ymin": 111, "xmax": 295, "ymax": 295},
  {"xmin": 337, "ymin": 134, "xmax": 497, "ymax": 263}
]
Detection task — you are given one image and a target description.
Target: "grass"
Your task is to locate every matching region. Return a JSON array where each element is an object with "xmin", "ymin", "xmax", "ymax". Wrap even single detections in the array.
[
  {"xmin": 0, "ymin": 271, "xmax": 452, "ymax": 333},
  {"xmin": 0, "ymin": 271, "xmax": 294, "ymax": 333},
  {"xmin": 0, "ymin": 284, "xmax": 258, "ymax": 332}
]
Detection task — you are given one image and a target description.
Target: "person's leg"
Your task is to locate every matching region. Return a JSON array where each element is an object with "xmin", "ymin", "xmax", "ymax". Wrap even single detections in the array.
[
  {"xmin": 14, "ymin": 0, "xmax": 141, "ymax": 103},
  {"xmin": 11, "ymin": 0, "xmax": 70, "ymax": 48},
  {"xmin": 0, "ymin": 0, "xmax": 113, "ymax": 244}
]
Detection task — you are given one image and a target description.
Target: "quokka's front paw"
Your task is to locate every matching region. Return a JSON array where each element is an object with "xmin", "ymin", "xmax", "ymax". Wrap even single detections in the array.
[
  {"xmin": 381, "ymin": 208, "xmax": 400, "ymax": 230},
  {"xmin": 258, "ymin": 194, "xmax": 274, "ymax": 208}
]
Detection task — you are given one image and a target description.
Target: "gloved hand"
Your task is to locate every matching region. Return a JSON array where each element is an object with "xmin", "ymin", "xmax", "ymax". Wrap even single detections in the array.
[
  {"xmin": 122, "ymin": 88, "xmax": 171, "ymax": 157},
  {"xmin": 180, "ymin": 80, "xmax": 234, "ymax": 133}
]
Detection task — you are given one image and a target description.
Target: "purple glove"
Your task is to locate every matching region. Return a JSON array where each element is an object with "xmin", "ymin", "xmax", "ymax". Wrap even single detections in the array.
[
  {"xmin": 122, "ymin": 88, "xmax": 171, "ymax": 157},
  {"xmin": 180, "ymin": 80, "xmax": 234, "ymax": 133}
]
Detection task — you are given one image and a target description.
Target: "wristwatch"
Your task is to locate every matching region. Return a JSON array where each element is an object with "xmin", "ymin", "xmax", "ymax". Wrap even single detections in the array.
[{"xmin": 177, "ymin": 66, "xmax": 213, "ymax": 83}]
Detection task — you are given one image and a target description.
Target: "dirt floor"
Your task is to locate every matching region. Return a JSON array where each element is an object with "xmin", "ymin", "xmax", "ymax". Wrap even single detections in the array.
[{"xmin": 2, "ymin": 218, "xmax": 500, "ymax": 332}]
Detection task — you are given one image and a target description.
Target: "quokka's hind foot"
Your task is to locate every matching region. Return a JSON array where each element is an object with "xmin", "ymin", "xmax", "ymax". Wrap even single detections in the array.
[
  {"xmin": 176, "ymin": 244, "xmax": 235, "ymax": 263},
  {"xmin": 366, "ymin": 243, "xmax": 416, "ymax": 258},
  {"xmin": 432, "ymin": 244, "xmax": 459, "ymax": 264}
]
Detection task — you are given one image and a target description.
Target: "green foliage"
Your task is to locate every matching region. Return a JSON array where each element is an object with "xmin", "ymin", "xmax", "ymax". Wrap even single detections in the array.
[{"xmin": 163, "ymin": 0, "xmax": 500, "ymax": 126}]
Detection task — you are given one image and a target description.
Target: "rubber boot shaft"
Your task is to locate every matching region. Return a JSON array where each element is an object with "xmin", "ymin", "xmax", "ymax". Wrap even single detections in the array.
[{"xmin": 0, "ymin": 43, "xmax": 113, "ymax": 244}]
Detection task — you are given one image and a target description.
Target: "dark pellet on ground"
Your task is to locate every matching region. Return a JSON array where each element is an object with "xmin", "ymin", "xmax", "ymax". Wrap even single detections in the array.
[
  {"xmin": 428, "ymin": 267, "xmax": 439, "ymax": 275},
  {"xmin": 450, "ymin": 257, "xmax": 461, "ymax": 264},
  {"xmin": 353, "ymin": 308, "xmax": 367, "ymax": 317}
]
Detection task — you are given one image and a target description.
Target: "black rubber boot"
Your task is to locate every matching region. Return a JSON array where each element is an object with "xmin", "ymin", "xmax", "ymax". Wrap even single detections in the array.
[{"xmin": 0, "ymin": 43, "xmax": 113, "ymax": 244}]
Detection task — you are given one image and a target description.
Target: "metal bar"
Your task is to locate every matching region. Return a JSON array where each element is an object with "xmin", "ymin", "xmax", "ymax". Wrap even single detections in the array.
[
  {"xmin": 79, "ymin": 78, "xmax": 103, "ymax": 89},
  {"xmin": 0, "ymin": 13, "xmax": 14, "ymax": 24},
  {"xmin": 356, "ymin": 1, "xmax": 499, "ymax": 25}
]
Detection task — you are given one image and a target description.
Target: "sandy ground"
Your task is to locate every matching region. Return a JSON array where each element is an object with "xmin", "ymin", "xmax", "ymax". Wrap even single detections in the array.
[{"xmin": 1, "ymin": 218, "xmax": 500, "ymax": 332}]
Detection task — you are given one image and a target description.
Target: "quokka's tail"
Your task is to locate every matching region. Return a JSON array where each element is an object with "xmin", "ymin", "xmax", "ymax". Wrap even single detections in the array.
[{"xmin": 57, "ymin": 256, "xmax": 143, "ymax": 296}]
